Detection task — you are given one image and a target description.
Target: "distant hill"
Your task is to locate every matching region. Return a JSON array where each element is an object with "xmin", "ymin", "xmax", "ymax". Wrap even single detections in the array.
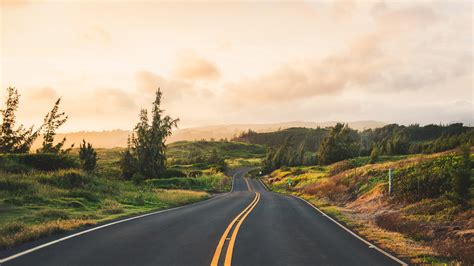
[{"xmin": 31, "ymin": 121, "xmax": 386, "ymax": 149}]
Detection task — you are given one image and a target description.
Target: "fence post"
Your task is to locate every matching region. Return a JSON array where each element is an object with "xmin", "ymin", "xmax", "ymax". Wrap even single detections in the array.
[{"xmin": 388, "ymin": 168, "xmax": 393, "ymax": 195}]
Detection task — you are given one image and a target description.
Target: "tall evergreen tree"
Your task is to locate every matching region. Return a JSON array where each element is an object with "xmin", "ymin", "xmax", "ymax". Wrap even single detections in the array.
[
  {"xmin": 0, "ymin": 87, "xmax": 41, "ymax": 153},
  {"xmin": 37, "ymin": 98, "xmax": 72, "ymax": 153},
  {"xmin": 318, "ymin": 123, "xmax": 360, "ymax": 165},
  {"xmin": 121, "ymin": 88, "xmax": 179, "ymax": 178}
]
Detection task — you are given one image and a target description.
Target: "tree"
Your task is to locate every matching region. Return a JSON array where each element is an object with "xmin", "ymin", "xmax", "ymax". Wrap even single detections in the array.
[
  {"xmin": 37, "ymin": 98, "xmax": 72, "ymax": 154},
  {"xmin": 121, "ymin": 88, "xmax": 179, "ymax": 179},
  {"xmin": 369, "ymin": 146, "xmax": 379, "ymax": 164},
  {"xmin": 453, "ymin": 145, "xmax": 471, "ymax": 204},
  {"xmin": 318, "ymin": 123, "xmax": 360, "ymax": 165},
  {"xmin": 79, "ymin": 140, "xmax": 97, "ymax": 172},
  {"xmin": 120, "ymin": 135, "xmax": 138, "ymax": 179},
  {"xmin": 0, "ymin": 87, "xmax": 41, "ymax": 153}
]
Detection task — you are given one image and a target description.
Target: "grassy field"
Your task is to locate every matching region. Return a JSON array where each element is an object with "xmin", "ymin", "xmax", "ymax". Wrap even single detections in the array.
[
  {"xmin": 0, "ymin": 168, "xmax": 210, "ymax": 249},
  {"xmin": 260, "ymin": 149, "xmax": 474, "ymax": 265},
  {"xmin": 167, "ymin": 140, "xmax": 265, "ymax": 160},
  {"xmin": 0, "ymin": 140, "xmax": 257, "ymax": 249}
]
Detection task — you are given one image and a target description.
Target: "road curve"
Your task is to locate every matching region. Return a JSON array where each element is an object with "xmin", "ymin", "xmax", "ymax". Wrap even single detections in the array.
[{"xmin": 0, "ymin": 168, "xmax": 404, "ymax": 266}]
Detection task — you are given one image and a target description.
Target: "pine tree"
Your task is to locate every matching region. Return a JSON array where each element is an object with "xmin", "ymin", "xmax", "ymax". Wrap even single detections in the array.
[
  {"xmin": 121, "ymin": 88, "xmax": 179, "ymax": 179},
  {"xmin": 369, "ymin": 146, "xmax": 379, "ymax": 164},
  {"xmin": 79, "ymin": 140, "xmax": 97, "ymax": 172},
  {"xmin": 37, "ymin": 98, "xmax": 72, "ymax": 153},
  {"xmin": 120, "ymin": 135, "xmax": 138, "ymax": 179},
  {"xmin": 318, "ymin": 123, "xmax": 360, "ymax": 165},
  {"xmin": 0, "ymin": 87, "xmax": 41, "ymax": 153}
]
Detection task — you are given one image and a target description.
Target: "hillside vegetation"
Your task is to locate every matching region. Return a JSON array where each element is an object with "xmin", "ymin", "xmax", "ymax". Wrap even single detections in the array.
[{"xmin": 261, "ymin": 148, "xmax": 473, "ymax": 264}]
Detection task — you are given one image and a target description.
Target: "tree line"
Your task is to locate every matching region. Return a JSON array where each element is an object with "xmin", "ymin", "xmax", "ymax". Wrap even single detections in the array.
[
  {"xmin": 261, "ymin": 122, "xmax": 473, "ymax": 172},
  {"xmin": 0, "ymin": 87, "xmax": 97, "ymax": 172}
]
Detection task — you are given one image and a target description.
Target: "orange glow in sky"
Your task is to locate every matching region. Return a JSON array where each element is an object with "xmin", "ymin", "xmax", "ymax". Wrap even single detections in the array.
[{"xmin": 1, "ymin": 0, "xmax": 472, "ymax": 131}]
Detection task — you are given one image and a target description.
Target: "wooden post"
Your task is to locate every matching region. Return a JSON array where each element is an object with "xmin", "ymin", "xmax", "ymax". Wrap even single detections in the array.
[{"xmin": 388, "ymin": 168, "xmax": 393, "ymax": 195}]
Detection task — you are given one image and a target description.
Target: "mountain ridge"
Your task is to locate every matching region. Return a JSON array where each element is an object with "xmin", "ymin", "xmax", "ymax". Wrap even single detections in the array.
[{"xmin": 31, "ymin": 120, "xmax": 386, "ymax": 149}]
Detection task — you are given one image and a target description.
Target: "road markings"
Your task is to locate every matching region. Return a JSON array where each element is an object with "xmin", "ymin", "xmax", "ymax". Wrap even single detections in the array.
[
  {"xmin": 244, "ymin": 178, "xmax": 252, "ymax": 192},
  {"xmin": 224, "ymin": 192, "xmax": 260, "ymax": 266},
  {"xmin": 210, "ymin": 192, "xmax": 260, "ymax": 266},
  {"xmin": 0, "ymin": 171, "xmax": 245, "ymax": 264},
  {"xmin": 257, "ymin": 178, "xmax": 407, "ymax": 266}
]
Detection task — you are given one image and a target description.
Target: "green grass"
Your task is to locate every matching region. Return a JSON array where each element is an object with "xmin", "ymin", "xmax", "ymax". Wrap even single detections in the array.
[
  {"xmin": 0, "ymin": 141, "xmax": 246, "ymax": 249},
  {"xmin": 0, "ymin": 169, "xmax": 210, "ymax": 249},
  {"xmin": 168, "ymin": 140, "xmax": 265, "ymax": 159},
  {"xmin": 145, "ymin": 173, "xmax": 231, "ymax": 192}
]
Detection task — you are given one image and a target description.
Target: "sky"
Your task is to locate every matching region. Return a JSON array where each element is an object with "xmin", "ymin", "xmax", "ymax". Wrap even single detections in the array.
[{"xmin": 1, "ymin": 0, "xmax": 473, "ymax": 132}]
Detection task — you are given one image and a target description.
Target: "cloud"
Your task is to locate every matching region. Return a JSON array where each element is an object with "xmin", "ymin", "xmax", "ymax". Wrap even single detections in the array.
[
  {"xmin": 172, "ymin": 52, "xmax": 220, "ymax": 80},
  {"xmin": 26, "ymin": 87, "xmax": 58, "ymax": 100},
  {"xmin": 92, "ymin": 88, "xmax": 136, "ymax": 114},
  {"xmin": 0, "ymin": 0, "xmax": 28, "ymax": 7},
  {"xmin": 222, "ymin": 3, "xmax": 462, "ymax": 105},
  {"xmin": 135, "ymin": 70, "xmax": 194, "ymax": 101},
  {"xmin": 80, "ymin": 25, "xmax": 112, "ymax": 46}
]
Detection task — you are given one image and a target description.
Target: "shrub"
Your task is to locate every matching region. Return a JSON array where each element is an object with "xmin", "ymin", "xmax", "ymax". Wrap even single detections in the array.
[
  {"xmin": 393, "ymin": 155, "xmax": 459, "ymax": 202},
  {"xmin": 0, "ymin": 153, "xmax": 78, "ymax": 172},
  {"xmin": 79, "ymin": 140, "xmax": 97, "ymax": 173},
  {"xmin": 39, "ymin": 170, "xmax": 92, "ymax": 189},
  {"xmin": 329, "ymin": 160, "xmax": 355, "ymax": 176},
  {"xmin": 0, "ymin": 157, "xmax": 31, "ymax": 173},
  {"xmin": 0, "ymin": 177, "xmax": 35, "ymax": 193},
  {"xmin": 146, "ymin": 174, "xmax": 230, "ymax": 192},
  {"xmin": 158, "ymin": 168, "xmax": 186, "ymax": 179}
]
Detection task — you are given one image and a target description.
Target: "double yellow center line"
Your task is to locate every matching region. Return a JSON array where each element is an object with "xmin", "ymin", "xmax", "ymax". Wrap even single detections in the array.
[{"xmin": 210, "ymin": 192, "xmax": 260, "ymax": 266}]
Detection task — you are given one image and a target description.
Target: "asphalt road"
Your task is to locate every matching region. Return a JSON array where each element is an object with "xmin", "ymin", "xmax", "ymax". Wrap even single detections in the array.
[{"xmin": 0, "ymin": 168, "xmax": 404, "ymax": 266}]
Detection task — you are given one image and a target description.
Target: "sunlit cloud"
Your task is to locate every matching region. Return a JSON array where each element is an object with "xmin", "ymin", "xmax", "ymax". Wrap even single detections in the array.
[
  {"xmin": 172, "ymin": 51, "xmax": 220, "ymax": 81},
  {"xmin": 1, "ymin": 1, "xmax": 472, "ymax": 131}
]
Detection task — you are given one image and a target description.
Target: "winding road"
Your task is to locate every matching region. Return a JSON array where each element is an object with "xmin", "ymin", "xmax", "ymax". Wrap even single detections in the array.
[{"xmin": 0, "ymin": 168, "xmax": 405, "ymax": 266}]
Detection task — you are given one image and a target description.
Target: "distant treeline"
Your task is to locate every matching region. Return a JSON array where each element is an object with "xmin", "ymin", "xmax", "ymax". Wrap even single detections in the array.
[{"xmin": 234, "ymin": 123, "xmax": 473, "ymax": 170}]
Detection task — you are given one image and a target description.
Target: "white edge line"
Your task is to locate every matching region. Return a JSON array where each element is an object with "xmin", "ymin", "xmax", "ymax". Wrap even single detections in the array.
[
  {"xmin": 291, "ymin": 195, "xmax": 408, "ymax": 266},
  {"xmin": 258, "ymin": 178, "xmax": 407, "ymax": 266},
  {"xmin": 0, "ymin": 171, "xmax": 242, "ymax": 264}
]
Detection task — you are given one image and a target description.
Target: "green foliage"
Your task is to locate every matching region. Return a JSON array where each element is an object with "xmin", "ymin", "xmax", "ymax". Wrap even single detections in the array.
[
  {"xmin": 79, "ymin": 140, "xmax": 97, "ymax": 173},
  {"xmin": 369, "ymin": 146, "xmax": 379, "ymax": 164},
  {"xmin": 37, "ymin": 98, "xmax": 72, "ymax": 154},
  {"xmin": 0, "ymin": 87, "xmax": 41, "ymax": 153},
  {"xmin": 38, "ymin": 169, "xmax": 93, "ymax": 189},
  {"xmin": 361, "ymin": 123, "xmax": 473, "ymax": 156},
  {"xmin": 318, "ymin": 123, "xmax": 360, "ymax": 165},
  {"xmin": 146, "ymin": 174, "xmax": 230, "ymax": 192},
  {"xmin": 120, "ymin": 89, "xmax": 179, "ymax": 179},
  {"xmin": 119, "ymin": 147, "xmax": 137, "ymax": 180},
  {"xmin": 234, "ymin": 127, "xmax": 328, "ymax": 152},
  {"xmin": 0, "ymin": 153, "xmax": 79, "ymax": 172},
  {"xmin": 393, "ymin": 154, "xmax": 466, "ymax": 202},
  {"xmin": 262, "ymin": 139, "xmax": 307, "ymax": 173},
  {"xmin": 453, "ymin": 146, "xmax": 471, "ymax": 203}
]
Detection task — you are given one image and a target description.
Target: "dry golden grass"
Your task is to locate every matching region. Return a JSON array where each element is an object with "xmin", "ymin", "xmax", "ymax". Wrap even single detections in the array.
[
  {"xmin": 0, "ymin": 219, "xmax": 95, "ymax": 248},
  {"xmin": 154, "ymin": 189, "xmax": 209, "ymax": 206}
]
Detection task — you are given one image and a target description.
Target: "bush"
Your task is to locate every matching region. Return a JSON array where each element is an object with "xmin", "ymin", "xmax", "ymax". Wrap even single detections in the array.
[
  {"xmin": 393, "ymin": 155, "xmax": 460, "ymax": 202},
  {"xmin": 79, "ymin": 140, "xmax": 97, "ymax": 173},
  {"xmin": 0, "ymin": 153, "xmax": 79, "ymax": 172},
  {"xmin": 39, "ymin": 170, "xmax": 92, "ymax": 189},
  {"xmin": 146, "ymin": 174, "xmax": 230, "ymax": 192},
  {"xmin": 329, "ymin": 160, "xmax": 356, "ymax": 176},
  {"xmin": 158, "ymin": 168, "xmax": 186, "ymax": 179}
]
